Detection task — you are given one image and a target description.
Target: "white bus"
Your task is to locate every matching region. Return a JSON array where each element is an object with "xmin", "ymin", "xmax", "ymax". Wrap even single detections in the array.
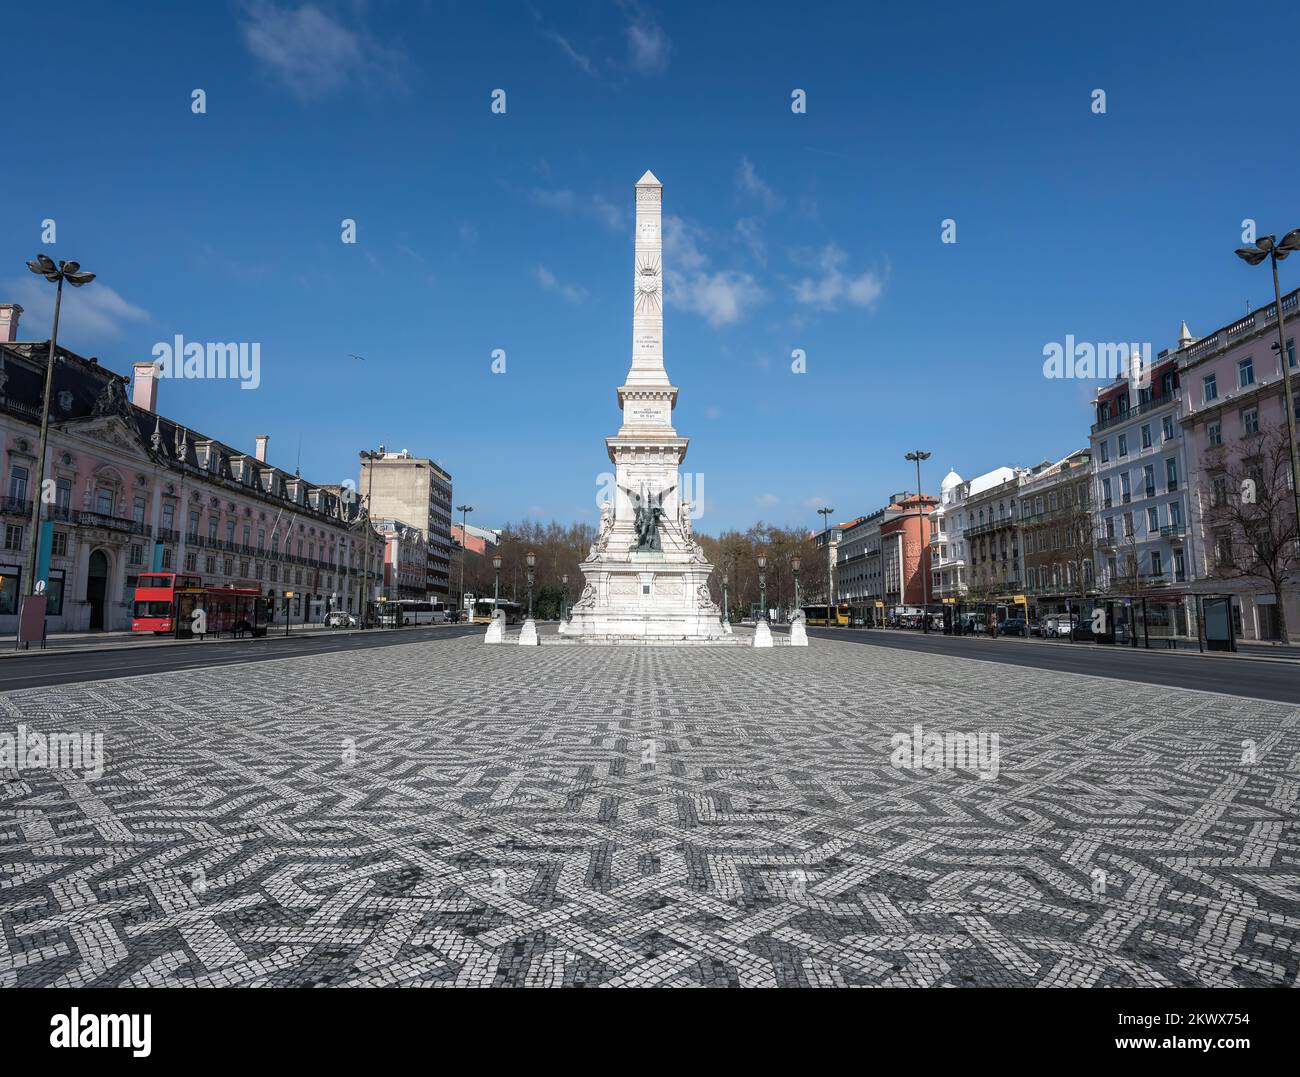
[{"xmin": 393, "ymin": 600, "xmax": 449, "ymax": 625}]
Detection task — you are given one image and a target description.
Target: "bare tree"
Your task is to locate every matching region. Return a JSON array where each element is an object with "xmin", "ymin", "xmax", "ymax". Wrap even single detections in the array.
[{"xmin": 1201, "ymin": 426, "xmax": 1299, "ymax": 640}]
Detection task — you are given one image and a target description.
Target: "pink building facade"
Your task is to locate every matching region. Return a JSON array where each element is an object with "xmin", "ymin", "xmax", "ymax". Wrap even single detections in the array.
[{"xmin": 1178, "ymin": 289, "xmax": 1300, "ymax": 641}]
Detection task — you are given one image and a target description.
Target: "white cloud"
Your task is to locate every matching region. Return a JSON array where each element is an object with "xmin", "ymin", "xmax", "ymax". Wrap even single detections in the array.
[
  {"xmin": 736, "ymin": 157, "xmax": 780, "ymax": 211},
  {"xmin": 240, "ymin": 1, "xmax": 403, "ymax": 101},
  {"xmin": 754, "ymin": 494, "xmax": 779, "ymax": 507},
  {"xmin": 6, "ymin": 277, "xmax": 149, "ymax": 341},
  {"xmin": 735, "ymin": 217, "xmax": 766, "ymax": 266},
  {"xmin": 544, "ymin": 28, "xmax": 596, "ymax": 76},
  {"xmin": 792, "ymin": 245, "xmax": 885, "ymax": 311},
  {"xmin": 663, "ymin": 216, "xmax": 764, "ymax": 328},
  {"xmin": 536, "ymin": 265, "xmax": 587, "ymax": 304},
  {"xmin": 531, "ymin": 188, "xmax": 622, "ymax": 231},
  {"xmin": 625, "ymin": 13, "xmax": 671, "ymax": 74}
]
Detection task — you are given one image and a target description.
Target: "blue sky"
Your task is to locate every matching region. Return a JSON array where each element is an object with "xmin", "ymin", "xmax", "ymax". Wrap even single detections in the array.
[{"xmin": 3, "ymin": 0, "xmax": 1298, "ymax": 536}]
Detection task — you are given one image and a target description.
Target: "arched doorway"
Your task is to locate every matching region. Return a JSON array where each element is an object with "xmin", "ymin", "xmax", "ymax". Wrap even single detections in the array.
[{"xmin": 86, "ymin": 549, "xmax": 109, "ymax": 631}]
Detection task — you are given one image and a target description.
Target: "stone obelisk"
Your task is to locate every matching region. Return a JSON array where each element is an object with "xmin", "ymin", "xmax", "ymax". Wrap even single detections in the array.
[{"xmin": 559, "ymin": 171, "xmax": 727, "ymax": 642}]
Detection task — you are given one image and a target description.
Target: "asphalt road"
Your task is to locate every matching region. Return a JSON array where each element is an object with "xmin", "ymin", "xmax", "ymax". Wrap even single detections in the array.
[
  {"xmin": 798, "ymin": 626, "xmax": 1300, "ymax": 705},
  {"xmin": 0, "ymin": 624, "xmax": 482, "ymax": 691}
]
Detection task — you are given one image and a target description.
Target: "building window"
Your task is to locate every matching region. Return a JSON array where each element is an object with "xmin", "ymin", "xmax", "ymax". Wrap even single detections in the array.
[
  {"xmin": 224, "ymin": 558, "xmax": 233, "ymax": 575},
  {"xmin": 1105, "ymin": 516, "xmax": 1115, "ymax": 540},
  {"xmin": 270, "ymin": 564, "xmax": 279, "ymax": 582},
  {"xmin": 129, "ymin": 544, "xmax": 143, "ymax": 565},
  {"xmin": 1123, "ymin": 512, "xmax": 1134, "ymax": 538},
  {"xmin": 1166, "ymin": 458, "xmax": 1178, "ymax": 491},
  {"xmin": 95, "ymin": 487, "xmax": 115, "ymax": 516},
  {"xmin": 1146, "ymin": 507, "xmax": 1158, "ymax": 532},
  {"xmin": 1118, "ymin": 434, "xmax": 1128, "ymax": 457},
  {"xmin": 1120, "ymin": 473, "xmax": 1131, "ymax": 503},
  {"xmin": 184, "ymin": 551, "xmax": 197, "ymax": 572},
  {"xmin": 226, "ymin": 521, "xmax": 236, "ymax": 546},
  {"xmin": 55, "ymin": 477, "xmax": 71, "ymax": 517},
  {"xmin": 4, "ymin": 524, "xmax": 22, "ymax": 550},
  {"xmin": 1102, "ymin": 477, "xmax": 1112, "ymax": 508},
  {"xmin": 1150, "ymin": 550, "xmax": 1163, "ymax": 578},
  {"xmin": 1173, "ymin": 549, "xmax": 1186, "ymax": 581},
  {"xmin": 8, "ymin": 466, "xmax": 29, "ymax": 503},
  {"xmin": 1162, "ymin": 415, "xmax": 1174, "ymax": 441},
  {"xmin": 1169, "ymin": 501, "xmax": 1182, "ymax": 528},
  {"xmin": 243, "ymin": 525, "xmax": 252, "ymax": 549},
  {"xmin": 208, "ymin": 517, "xmax": 219, "ymax": 540},
  {"xmin": 1203, "ymin": 374, "xmax": 1218, "ymax": 403},
  {"xmin": 205, "ymin": 555, "xmax": 216, "ymax": 574},
  {"xmin": 51, "ymin": 531, "xmax": 68, "ymax": 557},
  {"xmin": 1208, "ymin": 420, "xmax": 1221, "ymax": 446},
  {"xmin": 1287, "ymin": 338, "xmax": 1296, "ymax": 369},
  {"xmin": 1211, "ymin": 475, "xmax": 1227, "ymax": 506},
  {"xmin": 162, "ymin": 547, "xmax": 173, "ymax": 569},
  {"xmin": 1143, "ymin": 464, "xmax": 1155, "ymax": 497},
  {"xmin": 1141, "ymin": 424, "xmax": 1152, "ymax": 449},
  {"xmin": 1099, "ymin": 440, "xmax": 1109, "ymax": 463},
  {"xmin": 1237, "ymin": 357, "xmax": 1254, "ymax": 388},
  {"xmin": 1242, "ymin": 407, "xmax": 1259, "ymax": 435}
]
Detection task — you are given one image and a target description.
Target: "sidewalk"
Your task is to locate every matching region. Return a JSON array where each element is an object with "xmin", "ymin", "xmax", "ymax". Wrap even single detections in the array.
[
  {"xmin": 812, "ymin": 626, "xmax": 1300, "ymax": 663},
  {"xmin": 0, "ymin": 622, "xmax": 452, "ymax": 660}
]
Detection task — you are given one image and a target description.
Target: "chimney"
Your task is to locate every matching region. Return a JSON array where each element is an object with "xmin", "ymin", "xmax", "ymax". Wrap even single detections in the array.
[
  {"xmin": 254, "ymin": 434, "xmax": 269, "ymax": 462},
  {"xmin": 131, "ymin": 361, "xmax": 159, "ymax": 412},
  {"xmin": 0, "ymin": 303, "xmax": 22, "ymax": 343}
]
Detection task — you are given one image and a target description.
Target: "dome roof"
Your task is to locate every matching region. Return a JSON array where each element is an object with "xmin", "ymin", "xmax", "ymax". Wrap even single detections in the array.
[{"xmin": 940, "ymin": 468, "xmax": 962, "ymax": 492}]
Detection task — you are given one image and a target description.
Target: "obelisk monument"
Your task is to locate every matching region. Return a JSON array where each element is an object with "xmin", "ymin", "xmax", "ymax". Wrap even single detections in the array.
[{"xmin": 559, "ymin": 171, "xmax": 728, "ymax": 642}]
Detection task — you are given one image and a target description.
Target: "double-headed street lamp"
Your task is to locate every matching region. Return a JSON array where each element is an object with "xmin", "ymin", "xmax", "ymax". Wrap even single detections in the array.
[
  {"xmin": 905, "ymin": 450, "xmax": 932, "ymax": 632},
  {"xmin": 816, "ymin": 506, "xmax": 835, "ymax": 612},
  {"xmin": 525, "ymin": 549, "xmax": 536, "ymax": 618},
  {"xmin": 21, "ymin": 256, "xmax": 94, "ymax": 634},
  {"xmin": 757, "ymin": 552, "xmax": 768, "ymax": 623},
  {"xmin": 358, "ymin": 446, "xmax": 385, "ymax": 628},
  {"xmin": 456, "ymin": 504, "xmax": 473, "ymax": 617},
  {"xmin": 1235, "ymin": 229, "xmax": 1300, "ymax": 556}
]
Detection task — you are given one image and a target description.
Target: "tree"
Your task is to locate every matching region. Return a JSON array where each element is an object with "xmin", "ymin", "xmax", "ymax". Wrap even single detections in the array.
[{"xmin": 1201, "ymin": 425, "xmax": 1300, "ymax": 640}]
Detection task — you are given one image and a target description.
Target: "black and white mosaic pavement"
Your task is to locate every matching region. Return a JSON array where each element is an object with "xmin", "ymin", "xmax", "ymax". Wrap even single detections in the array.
[{"xmin": 2, "ymin": 636, "xmax": 1298, "ymax": 987}]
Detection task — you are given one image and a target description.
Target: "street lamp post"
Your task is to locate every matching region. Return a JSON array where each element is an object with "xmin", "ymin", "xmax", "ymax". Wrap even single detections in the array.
[
  {"xmin": 791, "ymin": 553, "xmax": 802, "ymax": 615},
  {"xmin": 359, "ymin": 446, "xmax": 385, "ymax": 629},
  {"xmin": 561, "ymin": 573, "xmax": 568, "ymax": 621},
  {"xmin": 526, "ymin": 550, "xmax": 536, "ymax": 618},
  {"xmin": 757, "ymin": 553, "xmax": 768, "ymax": 623},
  {"xmin": 456, "ymin": 503, "xmax": 474, "ymax": 620},
  {"xmin": 721, "ymin": 572, "xmax": 729, "ymax": 624},
  {"xmin": 20, "ymin": 255, "xmax": 94, "ymax": 643},
  {"xmin": 492, "ymin": 553, "xmax": 502, "ymax": 613},
  {"xmin": 816, "ymin": 506, "xmax": 835, "ymax": 614},
  {"xmin": 905, "ymin": 451, "xmax": 933, "ymax": 632},
  {"xmin": 1235, "ymin": 230, "xmax": 1300, "ymax": 586}
]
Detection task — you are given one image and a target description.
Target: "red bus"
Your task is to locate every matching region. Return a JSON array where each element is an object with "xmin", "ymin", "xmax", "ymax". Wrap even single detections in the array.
[{"xmin": 131, "ymin": 573, "xmax": 269, "ymax": 637}]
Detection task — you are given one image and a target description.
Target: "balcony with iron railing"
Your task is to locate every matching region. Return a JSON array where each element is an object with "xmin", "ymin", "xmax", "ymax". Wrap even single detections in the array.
[
  {"xmin": 965, "ymin": 516, "xmax": 1017, "ymax": 539},
  {"xmin": 1, "ymin": 495, "xmax": 32, "ymax": 517},
  {"xmin": 1092, "ymin": 389, "xmax": 1183, "ymax": 434},
  {"xmin": 74, "ymin": 510, "xmax": 151, "ymax": 536}
]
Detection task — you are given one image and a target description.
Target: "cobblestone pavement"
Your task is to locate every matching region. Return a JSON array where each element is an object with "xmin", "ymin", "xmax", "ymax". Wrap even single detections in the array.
[{"xmin": 2, "ymin": 636, "xmax": 1298, "ymax": 988}]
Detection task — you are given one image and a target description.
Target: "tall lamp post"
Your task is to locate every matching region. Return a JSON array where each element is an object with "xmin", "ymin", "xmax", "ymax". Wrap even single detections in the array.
[
  {"xmin": 20, "ymin": 255, "xmax": 95, "ymax": 641},
  {"xmin": 560, "ymin": 573, "xmax": 568, "ymax": 621},
  {"xmin": 492, "ymin": 553, "xmax": 502, "ymax": 613},
  {"xmin": 455, "ymin": 504, "xmax": 473, "ymax": 619},
  {"xmin": 721, "ymin": 572, "xmax": 729, "ymax": 625},
  {"xmin": 757, "ymin": 553, "xmax": 768, "ymax": 623},
  {"xmin": 358, "ymin": 446, "xmax": 385, "ymax": 629},
  {"xmin": 791, "ymin": 553, "xmax": 802, "ymax": 615},
  {"xmin": 816, "ymin": 506, "xmax": 835, "ymax": 614},
  {"xmin": 905, "ymin": 450, "xmax": 932, "ymax": 633},
  {"xmin": 1235, "ymin": 230, "xmax": 1300, "ymax": 578},
  {"xmin": 525, "ymin": 550, "xmax": 536, "ymax": 618}
]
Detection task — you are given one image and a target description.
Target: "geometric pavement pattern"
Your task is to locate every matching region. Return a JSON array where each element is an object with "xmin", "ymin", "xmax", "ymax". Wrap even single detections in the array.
[{"xmin": 1, "ymin": 635, "xmax": 1298, "ymax": 988}]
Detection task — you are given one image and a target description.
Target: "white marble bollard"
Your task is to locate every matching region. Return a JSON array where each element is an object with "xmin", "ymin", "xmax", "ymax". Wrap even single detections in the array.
[
  {"xmin": 752, "ymin": 620, "xmax": 774, "ymax": 648},
  {"xmin": 789, "ymin": 616, "xmax": 808, "ymax": 646},
  {"xmin": 484, "ymin": 610, "xmax": 506, "ymax": 643},
  {"xmin": 518, "ymin": 618, "xmax": 539, "ymax": 646}
]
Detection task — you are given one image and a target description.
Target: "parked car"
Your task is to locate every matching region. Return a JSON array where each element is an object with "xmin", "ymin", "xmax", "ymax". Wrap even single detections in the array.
[
  {"xmin": 1001, "ymin": 615, "xmax": 1029, "ymax": 637},
  {"xmin": 1039, "ymin": 614, "xmax": 1077, "ymax": 638},
  {"xmin": 323, "ymin": 610, "xmax": 358, "ymax": 628}
]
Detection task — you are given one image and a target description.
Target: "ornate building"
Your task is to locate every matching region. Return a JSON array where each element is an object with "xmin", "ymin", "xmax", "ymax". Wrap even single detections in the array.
[{"xmin": 1, "ymin": 308, "xmax": 383, "ymax": 633}]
